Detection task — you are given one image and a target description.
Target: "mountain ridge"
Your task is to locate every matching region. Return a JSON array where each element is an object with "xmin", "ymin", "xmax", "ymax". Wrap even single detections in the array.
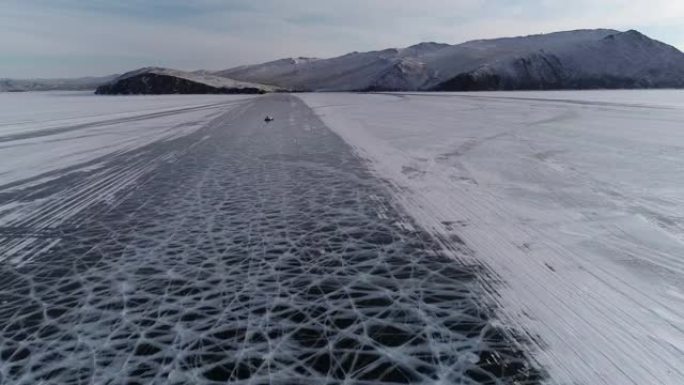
[
  {"xmin": 217, "ymin": 28, "xmax": 684, "ymax": 92},
  {"xmin": 2, "ymin": 28, "xmax": 683, "ymax": 93}
]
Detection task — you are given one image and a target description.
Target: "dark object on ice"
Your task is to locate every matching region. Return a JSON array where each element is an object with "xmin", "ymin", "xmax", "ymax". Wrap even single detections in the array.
[{"xmin": 264, "ymin": 116, "xmax": 274, "ymax": 123}]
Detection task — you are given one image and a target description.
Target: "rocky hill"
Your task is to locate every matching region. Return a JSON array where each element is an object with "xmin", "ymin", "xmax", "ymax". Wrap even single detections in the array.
[{"xmin": 95, "ymin": 67, "xmax": 278, "ymax": 95}]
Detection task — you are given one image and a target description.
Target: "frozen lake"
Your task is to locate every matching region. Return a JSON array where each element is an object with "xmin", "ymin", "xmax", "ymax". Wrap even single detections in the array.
[
  {"xmin": 300, "ymin": 90, "xmax": 684, "ymax": 385},
  {"xmin": 0, "ymin": 90, "xmax": 682, "ymax": 385},
  {"xmin": 0, "ymin": 92, "xmax": 539, "ymax": 384}
]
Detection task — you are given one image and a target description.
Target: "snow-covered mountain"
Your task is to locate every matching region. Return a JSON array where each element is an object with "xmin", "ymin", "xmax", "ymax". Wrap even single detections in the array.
[
  {"xmin": 434, "ymin": 30, "xmax": 684, "ymax": 90},
  {"xmin": 215, "ymin": 57, "xmax": 320, "ymax": 86},
  {"xmin": 217, "ymin": 29, "xmax": 684, "ymax": 91},
  {"xmin": 0, "ymin": 75, "xmax": 117, "ymax": 92},
  {"xmin": 216, "ymin": 43, "xmax": 449, "ymax": 91},
  {"xmin": 5, "ymin": 29, "xmax": 683, "ymax": 93},
  {"xmin": 96, "ymin": 67, "xmax": 278, "ymax": 95}
]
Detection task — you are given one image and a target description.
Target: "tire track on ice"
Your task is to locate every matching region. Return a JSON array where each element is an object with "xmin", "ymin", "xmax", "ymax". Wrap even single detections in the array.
[
  {"xmin": 0, "ymin": 100, "xmax": 245, "ymax": 143},
  {"xmin": 0, "ymin": 102, "xmax": 248, "ymax": 266}
]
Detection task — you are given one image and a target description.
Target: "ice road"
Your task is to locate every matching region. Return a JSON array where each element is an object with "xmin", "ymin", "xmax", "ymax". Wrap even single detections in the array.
[
  {"xmin": 300, "ymin": 90, "xmax": 684, "ymax": 385},
  {"xmin": 0, "ymin": 93, "xmax": 540, "ymax": 384}
]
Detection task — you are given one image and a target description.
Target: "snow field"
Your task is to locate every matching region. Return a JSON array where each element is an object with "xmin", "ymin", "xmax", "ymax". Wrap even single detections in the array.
[{"xmin": 300, "ymin": 90, "xmax": 684, "ymax": 385}]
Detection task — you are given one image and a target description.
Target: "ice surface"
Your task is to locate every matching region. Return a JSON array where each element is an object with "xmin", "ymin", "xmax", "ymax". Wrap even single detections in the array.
[
  {"xmin": 0, "ymin": 92, "xmax": 257, "ymax": 265},
  {"xmin": 300, "ymin": 90, "xmax": 684, "ymax": 385},
  {"xmin": 0, "ymin": 92, "xmax": 256, "ymax": 186},
  {"xmin": 0, "ymin": 94, "xmax": 542, "ymax": 384}
]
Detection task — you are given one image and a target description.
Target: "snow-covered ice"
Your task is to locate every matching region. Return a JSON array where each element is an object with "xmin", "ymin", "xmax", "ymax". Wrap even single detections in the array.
[
  {"xmin": 0, "ymin": 91, "xmax": 257, "ymax": 264},
  {"xmin": 0, "ymin": 91, "xmax": 256, "ymax": 186},
  {"xmin": 300, "ymin": 90, "xmax": 684, "ymax": 385}
]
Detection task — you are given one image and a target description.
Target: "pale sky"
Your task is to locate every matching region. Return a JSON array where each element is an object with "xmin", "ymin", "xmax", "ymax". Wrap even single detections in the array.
[{"xmin": 2, "ymin": 0, "xmax": 683, "ymax": 78}]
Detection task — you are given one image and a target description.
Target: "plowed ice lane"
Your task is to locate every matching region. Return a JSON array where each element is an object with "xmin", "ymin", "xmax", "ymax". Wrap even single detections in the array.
[{"xmin": 0, "ymin": 94, "xmax": 540, "ymax": 384}]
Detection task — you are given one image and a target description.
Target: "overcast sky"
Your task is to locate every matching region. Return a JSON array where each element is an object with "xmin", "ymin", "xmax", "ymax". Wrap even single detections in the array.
[{"xmin": 2, "ymin": 0, "xmax": 683, "ymax": 78}]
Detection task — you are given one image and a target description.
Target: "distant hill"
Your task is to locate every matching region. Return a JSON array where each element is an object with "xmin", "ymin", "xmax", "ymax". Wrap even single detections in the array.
[
  {"xmin": 433, "ymin": 30, "xmax": 684, "ymax": 91},
  {"xmin": 216, "ymin": 43, "xmax": 450, "ymax": 91},
  {"xmin": 95, "ymin": 67, "xmax": 279, "ymax": 95},
  {"xmin": 0, "ymin": 75, "xmax": 117, "ymax": 92},
  {"xmin": 5, "ymin": 29, "xmax": 684, "ymax": 94},
  {"xmin": 217, "ymin": 29, "xmax": 684, "ymax": 91}
]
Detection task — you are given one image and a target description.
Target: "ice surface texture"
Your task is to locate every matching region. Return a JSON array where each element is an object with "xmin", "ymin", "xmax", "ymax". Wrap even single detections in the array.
[
  {"xmin": 299, "ymin": 91, "xmax": 684, "ymax": 385},
  {"xmin": 0, "ymin": 95, "xmax": 540, "ymax": 384}
]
